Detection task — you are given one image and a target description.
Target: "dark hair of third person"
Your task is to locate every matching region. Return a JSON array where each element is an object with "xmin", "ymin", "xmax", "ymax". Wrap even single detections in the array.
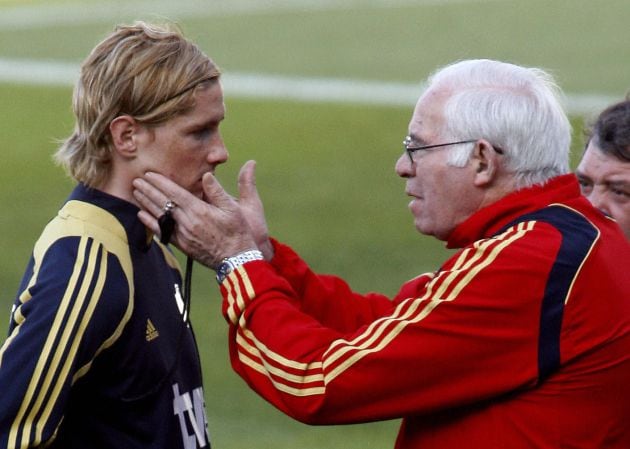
[{"xmin": 588, "ymin": 97, "xmax": 630, "ymax": 162}]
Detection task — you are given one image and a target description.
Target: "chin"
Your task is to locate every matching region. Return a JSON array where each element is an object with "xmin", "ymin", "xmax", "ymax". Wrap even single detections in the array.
[
  {"xmin": 415, "ymin": 219, "xmax": 436, "ymax": 238},
  {"xmin": 414, "ymin": 221, "xmax": 428, "ymax": 235}
]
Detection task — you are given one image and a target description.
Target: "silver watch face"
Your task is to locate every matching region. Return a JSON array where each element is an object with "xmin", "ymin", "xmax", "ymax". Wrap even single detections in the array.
[
  {"xmin": 216, "ymin": 261, "xmax": 233, "ymax": 282},
  {"xmin": 216, "ymin": 251, "xmax": 263, "ymax": 283}
]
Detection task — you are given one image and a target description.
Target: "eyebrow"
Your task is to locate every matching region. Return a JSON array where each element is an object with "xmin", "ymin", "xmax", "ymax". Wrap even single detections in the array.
[
  {"xmin": 608, "ymin": 180, "xmax": 630, "ymax": 189},
  {"xmin": 195, "ymin": 112, "xmax": 225, "ymax": 126}
]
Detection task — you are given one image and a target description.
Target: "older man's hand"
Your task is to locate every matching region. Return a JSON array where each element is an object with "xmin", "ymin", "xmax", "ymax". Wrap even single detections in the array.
[{"xmin": 133, "ymin": 167, "xmax": 258, "ymax": 269}]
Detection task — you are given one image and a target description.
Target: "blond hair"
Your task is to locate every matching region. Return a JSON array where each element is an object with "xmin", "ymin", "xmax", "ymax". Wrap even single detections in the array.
[{"xmin": 55, "ymin": 21, "xmax": 221, "ymax": 187}]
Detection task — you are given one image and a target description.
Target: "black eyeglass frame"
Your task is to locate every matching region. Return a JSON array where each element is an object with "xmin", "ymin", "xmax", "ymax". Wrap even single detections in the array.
[{"xmin": 403, "ymin": 136, "xmax": 504, "ymax": 164}]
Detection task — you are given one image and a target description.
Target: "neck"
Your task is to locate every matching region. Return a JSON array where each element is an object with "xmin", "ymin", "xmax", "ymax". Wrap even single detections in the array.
[
  {"xmin": 96, "ymin": 171, "xmax": 137, "ymax": 206},
  {"xmin": 478, "ymin": 175, "xmax": 518, "ymax": 210}
]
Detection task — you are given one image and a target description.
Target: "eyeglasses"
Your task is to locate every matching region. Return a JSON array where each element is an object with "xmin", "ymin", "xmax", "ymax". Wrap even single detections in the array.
[{"xmin": 403, "ymin": 136, "xmax": 504, "ymax": 164}]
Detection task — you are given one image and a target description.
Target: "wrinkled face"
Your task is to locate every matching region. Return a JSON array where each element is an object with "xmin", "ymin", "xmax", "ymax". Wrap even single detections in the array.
[
  {"xmin": 135, "ymin": 82, "xmax": 228, "ymax": 198},
  {"xmin": 576, "ymin": 141, "xmax": 630, "ymax": 239},
  {"xmin": 394, "ymin": 89, "xmax": 480, "ymax": 241}
]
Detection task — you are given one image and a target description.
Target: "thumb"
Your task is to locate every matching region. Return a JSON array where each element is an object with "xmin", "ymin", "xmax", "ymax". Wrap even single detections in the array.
[
  {"xmin": 238, "ymin": 160, "xmax": 259, "ymax": 203},
  {"xmin": 201, "ymin": 171, "xmax": 232, "ymax": 207}
]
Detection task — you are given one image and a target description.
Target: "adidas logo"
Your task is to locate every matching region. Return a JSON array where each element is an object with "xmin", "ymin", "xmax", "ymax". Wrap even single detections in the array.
[{"xmin": 145, "ymin": 318, "xmax": 159, "ymax": 342}]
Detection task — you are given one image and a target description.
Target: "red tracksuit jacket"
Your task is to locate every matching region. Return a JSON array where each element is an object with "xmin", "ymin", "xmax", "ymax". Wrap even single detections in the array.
[{"xmin": 219, "ymin": 174, "xmax": 630, "ymax": 448}]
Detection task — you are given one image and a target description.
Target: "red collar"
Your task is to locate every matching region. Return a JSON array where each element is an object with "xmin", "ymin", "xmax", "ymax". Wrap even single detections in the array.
[{"xmin": 446, "ymin": 174, "xmax": 581, "ymax": 248}]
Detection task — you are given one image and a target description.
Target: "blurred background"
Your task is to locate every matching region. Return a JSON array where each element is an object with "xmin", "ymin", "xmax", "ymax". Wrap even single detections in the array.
[{"xmin": 1, "ymin": 0, "xmax": 628, "ymax": 447}]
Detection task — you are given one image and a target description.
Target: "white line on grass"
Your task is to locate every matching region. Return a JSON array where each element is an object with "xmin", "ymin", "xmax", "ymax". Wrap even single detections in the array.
[
  {"xmin": 0, "ymin": 57, "xmax": 615, "ymax": 117},
  {"xmin": 0, "ymin": 0, "xmax": 510, "ymax": 29}
]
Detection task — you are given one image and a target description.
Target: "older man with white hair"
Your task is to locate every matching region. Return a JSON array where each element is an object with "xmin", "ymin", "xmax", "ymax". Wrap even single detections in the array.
[{"xmin": 134, "ymin": 59, "xmax": 630, "ymax": 449}]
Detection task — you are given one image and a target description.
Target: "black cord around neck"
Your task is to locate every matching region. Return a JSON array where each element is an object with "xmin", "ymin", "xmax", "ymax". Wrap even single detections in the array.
[{"xmin": 121, "ymin": 256, "xmax": 194, "ymax": 402}]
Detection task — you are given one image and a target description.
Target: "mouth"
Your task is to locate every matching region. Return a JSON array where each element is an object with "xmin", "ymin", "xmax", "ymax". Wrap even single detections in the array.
[
  {"xmin": 405, "ymin": 189, "xmax": 421, "ymax": 199},
  {"xmin": 192, "ymin": 177, "xmax": 205, "ymax": 197},
  {"xmin": 197, "ymin": 168, "xmax": 212, "ymax": 180},
  {"xmin": 196, "ymin": 170, "xmax": 216, "ymax": 198},
  {"xmin": 405, "ymin": 190, "xmax": 423, "ymax": 214}
]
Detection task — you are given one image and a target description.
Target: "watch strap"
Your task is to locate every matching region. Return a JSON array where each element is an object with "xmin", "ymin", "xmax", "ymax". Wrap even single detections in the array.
[{"xmin": 216, "ymin": 249, "xmax": 264, "ymax": 283}]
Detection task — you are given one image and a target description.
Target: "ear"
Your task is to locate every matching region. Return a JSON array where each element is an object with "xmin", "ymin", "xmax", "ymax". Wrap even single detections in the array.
[
  {"xmin": 109, "ymin": 115, "xmax": 139, "ymax": 159},
  {"xmin": 471, "ymin": 139, "xmax": 500, "ymax": 187}
]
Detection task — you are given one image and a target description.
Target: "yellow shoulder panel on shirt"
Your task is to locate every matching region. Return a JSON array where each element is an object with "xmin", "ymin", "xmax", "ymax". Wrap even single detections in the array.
[
  {"xmin": 20, "ymin": 200, "xmax": 135, "ymax": 304},
  {"xmin": 56, "ymin": 201, "xmax": 136, "ymax": 375},
  {"xmin": 30, "ymin": 199, "xmax": 135, "ymax": 352}
]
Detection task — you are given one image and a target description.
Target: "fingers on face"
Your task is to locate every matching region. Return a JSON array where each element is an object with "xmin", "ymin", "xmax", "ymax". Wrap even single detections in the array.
[
  {"xmin": 145, "ymin": 172, "xmax": 198, "ymax": 209},
  {"xmin": 239, "ymin": 160, "xmax": 257, "ymax": 186},
  {"xmin": 133, "ymin": 178, "xmax": 172, "ymax": 218}
]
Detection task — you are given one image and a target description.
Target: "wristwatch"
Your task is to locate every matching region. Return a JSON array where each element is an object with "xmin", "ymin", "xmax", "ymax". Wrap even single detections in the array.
[{"xmin": 215, "ymin": 249, "xmax": 264, "ymax": 283}]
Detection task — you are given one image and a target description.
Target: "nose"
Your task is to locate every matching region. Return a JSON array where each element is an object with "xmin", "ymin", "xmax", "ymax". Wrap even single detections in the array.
[
  {"xmin": 395, "ymin": 152, "xmax": 414, "ymax": 178},
  {"xmin": 207, "ymin": 133, "xmax": 229, "ymax": 166}
]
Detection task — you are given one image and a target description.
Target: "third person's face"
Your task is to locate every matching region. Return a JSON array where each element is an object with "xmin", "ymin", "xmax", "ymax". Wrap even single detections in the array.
[{"xmin": 576, "ymin": 141, "xmax": 630, "ymax": 240}]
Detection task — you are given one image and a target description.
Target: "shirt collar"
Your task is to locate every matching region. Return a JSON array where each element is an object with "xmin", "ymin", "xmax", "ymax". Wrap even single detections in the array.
[
  {"xmin": 446, "ymin": 174, "xmax": 581, "ymax": 248},
  {"xmin": 68, "ymin": 183, "xmax": 153, "ymax": 250}
]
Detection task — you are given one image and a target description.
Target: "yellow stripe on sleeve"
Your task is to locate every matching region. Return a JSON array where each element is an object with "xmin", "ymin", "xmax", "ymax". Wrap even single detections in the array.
[
  {"xmin": 36, "ymin": 243, "xmax": 108, "ymax": 445},
  {"xmin": 231, "ymin": 223, "xmax": 535, "ymax": 396},
  {"xmin": 9, "ymin": 237, "xmax": 91, "ymax": 448}
]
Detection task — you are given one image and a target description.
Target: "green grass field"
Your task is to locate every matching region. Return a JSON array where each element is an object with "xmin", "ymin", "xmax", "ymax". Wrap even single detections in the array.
[{"xmin": 1, "ymin": 1, "xmax": 628, "ymax": 448}]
